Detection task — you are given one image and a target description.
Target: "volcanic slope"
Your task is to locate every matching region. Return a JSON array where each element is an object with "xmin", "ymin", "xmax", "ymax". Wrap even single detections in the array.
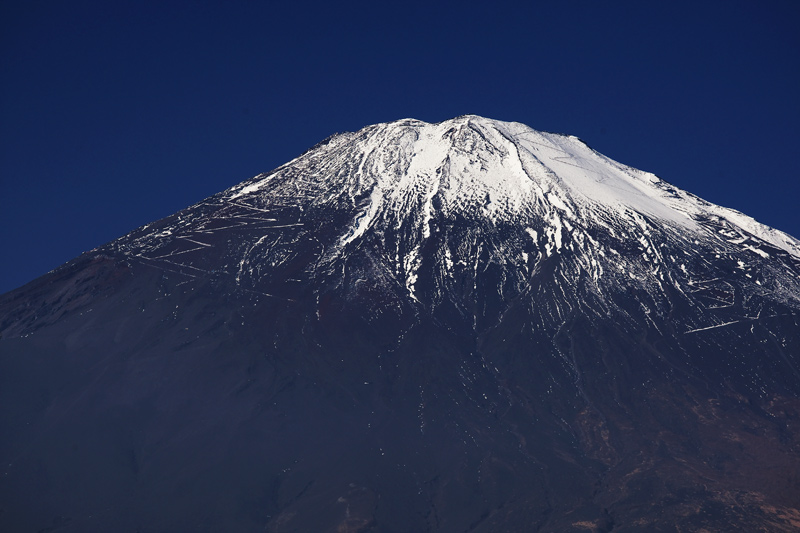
[{"xmin": 2, "ymin": 116, "xmax": 800, "ymax": 532}]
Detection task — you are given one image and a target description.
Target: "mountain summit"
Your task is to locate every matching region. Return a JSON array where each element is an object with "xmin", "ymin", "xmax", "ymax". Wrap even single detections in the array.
[{"xmin": 2, "ymin": 116, "xmax": 800, "ymax": 531}]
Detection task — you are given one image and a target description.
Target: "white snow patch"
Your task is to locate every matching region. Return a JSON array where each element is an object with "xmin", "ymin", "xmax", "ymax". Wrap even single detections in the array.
[
  {"xmin": 744, "ymin": 245, "xmax": 770, "ymax": 259},
  {"xmin": 405, "ymin": 249, "xmax": 421, "ymax": 301},
  {"xmin": 230, "ymin": 171, "xmax": 280, "ymax": 199},
  {"xmin": 341, "ymin": 185, "xmax": 383, "ymax": 247},
  {"xmin": 546, "ymin": 192, "xmax": 574, "ymax": 219},
  {"xmin": 444, "ymin": 246, "xmax": 454, "ymax": 272}
]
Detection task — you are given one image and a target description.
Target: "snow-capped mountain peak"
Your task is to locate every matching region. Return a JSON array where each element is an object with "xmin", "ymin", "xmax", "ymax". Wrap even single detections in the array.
[
  {"xmin": 229, "ymin": 116, "xmax": 800, "ymax": 260},
  {"xmin": 195, "ymin": 117, "xmax": 799, "ymax": 316},
  {"xmin": 103, "ymin": 117, "xmax": 800, "ymax": 325}
]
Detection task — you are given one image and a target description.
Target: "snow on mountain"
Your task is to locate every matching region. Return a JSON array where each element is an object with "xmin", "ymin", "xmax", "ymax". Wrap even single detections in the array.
[
  {"xmin": 229, "ymin": 115, "xmax": 799, "ymax": 257},
  {"xmin": 99, "ymin": 115, "xmax": 800, "ymax": 363},
  {"xmin": 185, "ymin": 116, "xmax": 798, "ymax": 315}
]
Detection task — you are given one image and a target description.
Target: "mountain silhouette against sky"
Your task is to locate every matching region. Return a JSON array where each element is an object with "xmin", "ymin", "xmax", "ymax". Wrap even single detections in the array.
[{"xmin": 2, "ymin": 116, "xmax": 799, "ymax": 532}]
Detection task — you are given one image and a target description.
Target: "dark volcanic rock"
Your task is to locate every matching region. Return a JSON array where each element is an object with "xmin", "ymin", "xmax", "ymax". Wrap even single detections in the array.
[{"xmin": 2, "ymin": 116, "xmax": 800, "ymax": 531}]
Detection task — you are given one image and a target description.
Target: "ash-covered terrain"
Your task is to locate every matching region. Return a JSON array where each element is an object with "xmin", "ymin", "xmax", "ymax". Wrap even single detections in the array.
[{"xmin": 2, "ymin": 116, "xmax": 800, "ymax": 531}]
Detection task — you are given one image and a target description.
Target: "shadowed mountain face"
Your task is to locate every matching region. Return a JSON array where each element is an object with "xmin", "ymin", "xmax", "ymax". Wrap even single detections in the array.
[{"xmin": 2, "ymin": 116, "xmax": 800, "ymax": 532}]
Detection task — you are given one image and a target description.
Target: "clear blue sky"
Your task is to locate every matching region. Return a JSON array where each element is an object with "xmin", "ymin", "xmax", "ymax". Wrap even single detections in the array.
[{"xmin": 2, "ymin": 1, "xmax": 799, "ymax": 294}]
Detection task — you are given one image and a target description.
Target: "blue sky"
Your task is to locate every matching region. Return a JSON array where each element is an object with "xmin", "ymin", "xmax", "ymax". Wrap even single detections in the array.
[{"xmin": 1, "ymin": 1, "xmax": 799, "ymax": 294}]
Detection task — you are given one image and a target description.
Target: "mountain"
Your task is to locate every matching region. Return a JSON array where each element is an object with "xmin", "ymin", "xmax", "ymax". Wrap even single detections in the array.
[{"xmin": 2, "ymin": 115, "xmax": 799, "ymax": 532}]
